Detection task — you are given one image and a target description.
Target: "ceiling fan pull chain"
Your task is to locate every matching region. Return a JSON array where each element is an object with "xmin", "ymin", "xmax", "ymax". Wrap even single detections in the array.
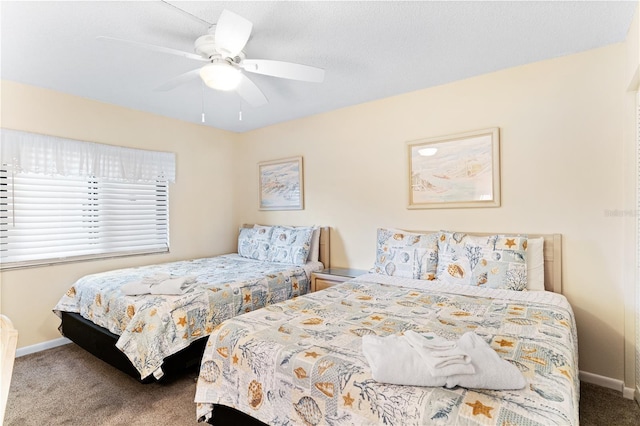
[{"xmin": 201, "ymin": 81, "xmax": 206, "ymax": 123}]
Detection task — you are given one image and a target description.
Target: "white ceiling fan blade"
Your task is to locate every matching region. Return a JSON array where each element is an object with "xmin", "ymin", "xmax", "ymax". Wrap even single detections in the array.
[
  {"xmin": 154, "ymin": 68, "xmax": 201, "ymax": 91},
  {"xmin": 241, "ymin": 59, "xmax": 325, "ymax": 83},
  {"xmin": 214, "ymin": 9, "xmax": 252, "ymax": 57},
  {"xmin": 236, "ymin": 74, "xmax": 268, "ymax": 107},
  {"xmin": 97, "ymin": 36, "xmax": 206, "ymax": 62}
]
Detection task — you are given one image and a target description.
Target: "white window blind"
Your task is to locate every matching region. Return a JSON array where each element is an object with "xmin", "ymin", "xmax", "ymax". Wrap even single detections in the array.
[{"xmin": 0, "ymin": 129, "xmax": 175, "ymax": 269}]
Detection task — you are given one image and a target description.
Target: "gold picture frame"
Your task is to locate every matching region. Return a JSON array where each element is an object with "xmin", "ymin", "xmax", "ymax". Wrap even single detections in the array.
[
  {"xmin": 258, "ymin": 156, "xmax": 304, "ymax": 210},
  {"xmin": 407, "ymin": 128, "xmax": 500, "ymax": 209}
]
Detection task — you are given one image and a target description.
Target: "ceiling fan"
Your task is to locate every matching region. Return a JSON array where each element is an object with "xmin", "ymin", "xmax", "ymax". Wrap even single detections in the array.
[{"xmin": 98, "ymin": 6, "xmax": 325, "ymax": 108}]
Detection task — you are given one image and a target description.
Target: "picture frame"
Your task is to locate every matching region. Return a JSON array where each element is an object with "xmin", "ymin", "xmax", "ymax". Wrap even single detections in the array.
[
  {"xmin": 407, "ymin": 127, "xmax": 500, "ymax": 209},
  {"xmin": 258, "ymin": 156, "xmax": 304, "ymax": 210}
]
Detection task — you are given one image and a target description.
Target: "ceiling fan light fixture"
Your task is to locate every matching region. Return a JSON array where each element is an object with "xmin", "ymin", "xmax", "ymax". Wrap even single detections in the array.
[{"xmin": 199, "ymin": 62, "xmax": 242, "ymax": 91}]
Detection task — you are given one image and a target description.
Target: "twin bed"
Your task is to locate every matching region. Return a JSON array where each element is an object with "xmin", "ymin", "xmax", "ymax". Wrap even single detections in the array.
[
  {"xmin": 193, "ymin": 229, "xmax": 578, "ymax": 425},
  {"xmin": 54, "ymin": 225, "xmax": 329, "ymax": 382}
]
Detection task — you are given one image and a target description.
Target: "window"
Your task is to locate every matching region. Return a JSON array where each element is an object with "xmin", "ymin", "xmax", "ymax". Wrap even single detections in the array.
[{"xmin": 0, "ymin": 129, "xmax": 175, "ymax": 269}]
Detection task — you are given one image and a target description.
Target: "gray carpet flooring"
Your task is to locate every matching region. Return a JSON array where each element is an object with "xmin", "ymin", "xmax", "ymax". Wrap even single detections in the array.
[
  {"xmin": 579, "ymin": 381, "xmax": 640, "ymax": 426},
  {"xmin": 5, "ymin": 344, "xmax": 197, "ymax": 425},
  {"xmin": 4, "ymin": 343, "xmax": 640, "ymax": 425}
]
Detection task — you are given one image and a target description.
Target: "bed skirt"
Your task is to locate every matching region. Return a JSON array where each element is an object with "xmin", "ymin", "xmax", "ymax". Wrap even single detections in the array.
[{"xmin": 60, "ymin": 311, "xmax": 207, "ymax": 383}]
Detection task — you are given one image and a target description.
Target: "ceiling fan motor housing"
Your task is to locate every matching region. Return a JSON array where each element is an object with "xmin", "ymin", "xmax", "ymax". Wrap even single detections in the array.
[
  {"xmin": 195, "ymin": 34, "xmax": 246, "ymax": 63},
  {"xmin": 194, "ymin": 34, "xmax": 219, "ymax": 59}
]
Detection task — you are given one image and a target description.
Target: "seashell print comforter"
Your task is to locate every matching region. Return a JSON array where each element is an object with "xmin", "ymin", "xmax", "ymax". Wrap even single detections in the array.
[
  {"xmin": 195, "ymin": 273, "xmax": 578, "ymax": 425},
  {"xmin": 54, "ymin": 254, "xmax": 321, "ymax": 379}
]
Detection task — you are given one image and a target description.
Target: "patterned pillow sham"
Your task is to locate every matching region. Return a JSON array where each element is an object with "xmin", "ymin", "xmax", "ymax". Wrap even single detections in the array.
[
  {"xmin": 372, "ymin": 228, "xmax": 439, "ymax": 280},
  {"xmin": 436, "ymin": 231, "xmax": 528, "ymax": 290},
  {"xmin": 237, "ymin": 226, "xmax": 273, "ymax": 261},
  {"xmin": 267, "ymin": 226, "xmax": 314, "ymax": 265}
]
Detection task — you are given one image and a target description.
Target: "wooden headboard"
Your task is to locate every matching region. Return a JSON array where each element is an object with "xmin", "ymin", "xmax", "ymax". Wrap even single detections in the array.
[
  {"xmin": 411, "ymin": 231, "xmax": 562, "ymax": 294},
  {"xmin": 240, "ymin": 224, "xmax": 330, "ymax": 268}
]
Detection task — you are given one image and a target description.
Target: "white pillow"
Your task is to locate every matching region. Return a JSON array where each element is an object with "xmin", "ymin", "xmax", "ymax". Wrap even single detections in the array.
[
  {"xmin": 307, "ymin": 226, "xmax": 321, "ymax": 262},
  {"xmin": 526, "ymin": 237, "xmax": 545, "ymax": 291}
]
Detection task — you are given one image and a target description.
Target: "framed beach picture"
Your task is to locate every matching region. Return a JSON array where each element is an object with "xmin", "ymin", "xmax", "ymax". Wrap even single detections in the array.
[
  {"xmin": 407, "ymin": 128, "xmax": 500, "ymax": 209},
  {"xmin": 258, "ymin": 156, "xmax": 304, "ymax": 210}
]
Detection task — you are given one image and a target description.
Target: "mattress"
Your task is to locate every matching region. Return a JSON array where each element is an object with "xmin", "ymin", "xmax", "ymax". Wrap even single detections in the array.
[
  {"xmin": 194, "ymin": 273, "xmax": 578, "ymax": 425},
  {"xmin": 54, "ymin": 253, "xmax": 322, "ymax": 379}
]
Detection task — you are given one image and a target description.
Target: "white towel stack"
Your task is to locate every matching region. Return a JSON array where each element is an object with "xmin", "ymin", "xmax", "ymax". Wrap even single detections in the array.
[
  {"xmin": 142, "ymin": 273, "xmax": 171, "ymax": 285},
  {"xmin": 361, "ymin": 331, "xmax": 526, "ymax": 390},
  {"xmin": 404, "ymin": 330, "xmax": 475, "ymax": 377},
  {"xmin": 445, "ymin": 332, "xmax": 526, "ymax": 390},
  {"xmin": 121, "ymin": 274, "xmax": 197, "ymax": 296},
  {"xmin": 121, "ymin": 281, "xmax": 153, "ymax": 296},
  {"xmin": 150, "ymin": 276, "xmax": 197, "ymax": 295}
]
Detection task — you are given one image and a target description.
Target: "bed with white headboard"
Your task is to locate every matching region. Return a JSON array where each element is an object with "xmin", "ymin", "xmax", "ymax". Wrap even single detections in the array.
[{"xmin": 195, "ymin": 229, "xmax": 578, "ymax": 426}]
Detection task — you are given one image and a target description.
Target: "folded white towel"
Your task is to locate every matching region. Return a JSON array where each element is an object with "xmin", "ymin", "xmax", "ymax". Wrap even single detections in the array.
[
  {"xmin": 121, "ymin": 281, "xmax": 152, "ymax": 296},
  {"xmin": 445, "ymin": 332, "xmax": 526, "ymax": 390},
  {"xmin": 404, "ymin": 331, "xmax": 474, "ymax": 377},
  {"xmin": 141, "ymin": 273, "xmax": 171, "ymax": 286},
  {"xmin": 361, "ymin": 332, "xmax": 526, "ymax": 390},
  {"xmin": 362, "ymin": 334, "xmax": 449, "ymax": 387},
  {"xmin": 404, "ymin": 330, "xmax": 456, "ymax": 351},
  {"xmin": 122, "ymin": 274, "xmax": 196, "ymax": 296},
  {"xmin": 149, "ymin": 276, "xmax": 197, "ymax": 295}
]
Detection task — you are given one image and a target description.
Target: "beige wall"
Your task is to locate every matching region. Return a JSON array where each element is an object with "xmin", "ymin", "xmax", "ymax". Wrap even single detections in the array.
[
  {"xmin": 0, "ymin": 43, "xmax": 631, "ymax": 383},
  {"xmin": 0, "ymin": 81, "xmax": 239, "ymax": 347},
  {"xmin": 235, "ymin": 44, "xmax": 628, "ymax": 381}
]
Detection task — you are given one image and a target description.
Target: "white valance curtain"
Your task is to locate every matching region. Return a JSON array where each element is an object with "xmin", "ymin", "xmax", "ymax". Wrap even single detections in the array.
[{"xmin": 0, "ymin": 129, "xmax": 176, "ymax": 183}]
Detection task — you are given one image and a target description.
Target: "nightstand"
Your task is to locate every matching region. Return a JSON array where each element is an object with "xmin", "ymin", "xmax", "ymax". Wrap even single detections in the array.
[{"xmin": 311, "ymin": 268, "xmax": 369, "ymax": 292}]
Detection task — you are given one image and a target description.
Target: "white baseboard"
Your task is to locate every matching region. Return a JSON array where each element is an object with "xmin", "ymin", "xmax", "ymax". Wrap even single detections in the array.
[
  {"xmin": 623, "ymin": 386, "xmax": 635, "ymax": 400},
  {"xmin": 579, "ymin": 370, "xmax": 635, "ymax": 400},
  {"xmin": 15, "ymin": 337, "xmax": 71, "ymax": 358}
]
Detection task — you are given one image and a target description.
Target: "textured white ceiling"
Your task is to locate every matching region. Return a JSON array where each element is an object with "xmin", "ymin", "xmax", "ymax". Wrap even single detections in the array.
[{"xmin": 1, "ymin": 1, "xmax": 637, "ymax": 133}]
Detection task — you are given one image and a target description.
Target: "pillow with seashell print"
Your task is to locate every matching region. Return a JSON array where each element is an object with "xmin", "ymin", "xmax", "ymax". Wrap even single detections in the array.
[
  {"xmin": 238, "ymin": 225, "xmax": 316, "ymax": 265},
  {"xmin": 372, "ymin": 228, "xmax": 439, "ymax": 280},
  {"xmin": 436, "ymin": 231, "xmax": 528, "ymax": 291},
  {"xmin": 237, "ymin": 226, "xmax": 274, "ymax": 261},
  {"xmin": 266, "ymin": 225, "xmax": 315, "ymax": 265}
]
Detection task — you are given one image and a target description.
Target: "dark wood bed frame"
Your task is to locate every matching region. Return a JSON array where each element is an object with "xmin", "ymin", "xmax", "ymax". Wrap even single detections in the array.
[
  {"xmin": 60, "ymin": 310, "xmax": 207, "ymax": 383},
  {"xmin": 59, "ymin": 225, "xmax": 330, "ymax": 383}
]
